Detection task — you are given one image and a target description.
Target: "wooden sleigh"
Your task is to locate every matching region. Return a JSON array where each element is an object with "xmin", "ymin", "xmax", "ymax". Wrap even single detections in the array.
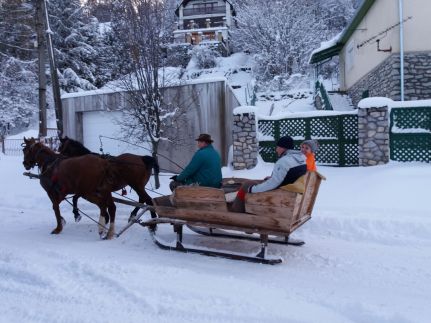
[{"xmin": 119, "ymin": 171, "xmax": 326, "ymax": 265}]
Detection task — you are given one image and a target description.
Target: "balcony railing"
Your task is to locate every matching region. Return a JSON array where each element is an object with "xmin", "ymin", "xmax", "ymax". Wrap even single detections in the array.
[{"xmin": 183, "ymin": 6, "xmax": 226, "ymax": 16}]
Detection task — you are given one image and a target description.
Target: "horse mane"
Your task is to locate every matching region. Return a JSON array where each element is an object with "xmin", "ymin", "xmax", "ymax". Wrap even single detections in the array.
[{"xmin": 63, "ymin": 137, "xmax": 93, "ymax": 155}]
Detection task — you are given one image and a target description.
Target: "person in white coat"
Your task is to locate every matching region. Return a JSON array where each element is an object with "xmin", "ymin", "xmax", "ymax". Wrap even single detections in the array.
[{"xmin": 230, "ymin": 136, "xmax": 307, "ymax": 213}]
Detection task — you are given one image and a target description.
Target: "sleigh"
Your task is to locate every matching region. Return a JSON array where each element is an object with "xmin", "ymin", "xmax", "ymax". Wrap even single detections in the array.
[{"xmin": 118, "ymin": 171, "xmax": 325, "ymax": 265}]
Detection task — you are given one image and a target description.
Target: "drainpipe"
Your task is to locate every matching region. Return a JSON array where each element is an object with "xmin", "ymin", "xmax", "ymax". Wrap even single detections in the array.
[{"xmin": 398, "ymin": 0, "xmax": 405, "ymax": 101}]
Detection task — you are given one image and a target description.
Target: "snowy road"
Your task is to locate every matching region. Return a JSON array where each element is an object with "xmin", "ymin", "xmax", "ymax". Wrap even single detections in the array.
[{"xmin": 1, "ymin": 155, "xmax": 430, "ymax": 323}]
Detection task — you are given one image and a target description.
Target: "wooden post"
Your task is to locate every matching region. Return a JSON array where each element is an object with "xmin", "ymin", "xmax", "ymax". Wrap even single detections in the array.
[
  {"xmin": 0, "ymin": 136, "xmax": 4, "ymax": 154},
  {"xmin": 41, "ymin": 0, "xmax": 63, "ymax": 136},
  {"xmin": 35, "ymin": 0, "xmax": 47, "ymax": 137}
]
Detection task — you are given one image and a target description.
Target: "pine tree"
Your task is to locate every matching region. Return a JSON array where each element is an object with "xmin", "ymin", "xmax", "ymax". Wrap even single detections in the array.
[
  {"xmin": 47, "ymin": 0, "xmax": 99, "ymax": 92},
  {"xmin": 0, "ymin": 0, "xmax": 38, "ymax": 133}
]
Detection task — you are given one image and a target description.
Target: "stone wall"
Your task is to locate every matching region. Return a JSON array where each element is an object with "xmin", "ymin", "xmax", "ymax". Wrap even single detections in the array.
[
  {"xmin": 348, "ymin": 52, "xmax": 431, "ymax": 107},
  {"xmin": 358, "ymin": 106, "xmax": 389, "ymax": 166},
  {"xmin": 232, "ymin": 113, "xmax": 258, "ymax": 170}
]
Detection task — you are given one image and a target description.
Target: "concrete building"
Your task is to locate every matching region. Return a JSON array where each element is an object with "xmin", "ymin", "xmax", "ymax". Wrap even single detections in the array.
[{"xmin": 173, "ymin": 0, "xmax": 236, "ymax": 54}]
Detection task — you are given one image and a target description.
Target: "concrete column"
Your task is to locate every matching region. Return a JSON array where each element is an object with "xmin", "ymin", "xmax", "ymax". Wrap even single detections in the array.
[
  {"xmin": 358, "ymin": 106, "xmax": 390, "ymax": 166},
  {"xmin": 225, "ymin": 2, "xmax": 231, "ymax": 26},
  {"xmin": 232, "ymin": 113, "xmax": 258, "ymax": 170}
]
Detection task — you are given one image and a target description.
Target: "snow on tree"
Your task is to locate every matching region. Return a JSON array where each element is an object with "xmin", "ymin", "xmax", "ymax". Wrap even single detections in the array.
[
  {"xmin": 111, "ymin": 0, "xmax": 181, "ymax": 188},
  {"xmin": 0, "ymin": 0, "xmax": 38, "ymax": 134},
  {"xmin": 47, "ymin": 0, "xmax": 109, "ymax": 92},
  {"xmin": 191, "ymin": 46, "xmax": 220, "ymax": 69},
  {"xmin": 232, "ymin": 0, "xmax": 355, "ymax": 86}
]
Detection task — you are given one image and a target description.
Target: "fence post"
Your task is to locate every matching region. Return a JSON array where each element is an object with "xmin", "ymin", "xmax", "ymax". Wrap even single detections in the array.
[
  {"xmin": 358, "ymin": 105, "xmax": 389, "ymax": 166},
  {"xmin": 232, "ymin": 112, "xmax": 258, "ymax": 170},
  {"xmin": 337, "ymin": 116, "xmax": 346, "ymax": 166},
  {"xmin": 0, "ymin": 136, "xmax": 4, "ymax": 154}
]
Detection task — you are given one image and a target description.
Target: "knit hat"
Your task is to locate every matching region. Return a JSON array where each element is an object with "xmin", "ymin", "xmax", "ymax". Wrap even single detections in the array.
[
  {"xmin": 302, "ymin": 139, "xmax": 319, "ymax": 153},
  {"xmin": 276, "ymin": 136, "xmax": 294, "ymax": 150},
  {"xmin": 195, "ymin": 133, "xmax": 213, "ymax": 143}
]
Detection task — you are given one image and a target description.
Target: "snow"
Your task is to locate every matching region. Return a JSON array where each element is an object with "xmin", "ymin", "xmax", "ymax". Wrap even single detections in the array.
[
  {"xmin": 391, "ymin": 100, "xmax": 431, "ymax": 108},
  {"xmin": 309, "ymin": 32, "xmax": 342, "ymax": 63},
  {"xmin": 359, "ymin": 97, "xmax": 431, "ymax": 110},
  {"xmin": 1, "ymin": 151, "xmax": 430, "ymax": 322},
  {"xmin": 358, "ymin": 97, "xmax": 394, "ymax": 109}
]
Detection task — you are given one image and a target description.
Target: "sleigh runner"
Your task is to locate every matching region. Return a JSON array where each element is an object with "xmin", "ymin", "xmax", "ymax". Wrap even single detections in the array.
[{"xmin": 122, "ymin": 171, "xmax": 325, "ymax": 264}]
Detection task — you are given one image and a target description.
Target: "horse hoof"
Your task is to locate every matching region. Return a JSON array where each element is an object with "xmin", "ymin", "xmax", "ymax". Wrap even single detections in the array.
[
  {"xmin": 102, "ymin": 233, "xmax": 114, "ymax": 240},
  {"xmin": 51, "ymin": 228, "xmax": 62, "ymax": 234},
  {"xmin": 74, "ymin": 214, "xmax": 82, "ymax": 223}
]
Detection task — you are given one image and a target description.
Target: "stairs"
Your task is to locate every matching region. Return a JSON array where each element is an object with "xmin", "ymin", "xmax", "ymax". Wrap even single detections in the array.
[{"xmin": 327, "ymin": 91, "xmax": 355, "ymax": 111}]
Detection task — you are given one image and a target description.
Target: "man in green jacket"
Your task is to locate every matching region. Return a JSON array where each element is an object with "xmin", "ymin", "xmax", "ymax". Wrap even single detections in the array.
[{"xmin": 170, "ymin": 134, "xmax": 222, "ymax": 191}]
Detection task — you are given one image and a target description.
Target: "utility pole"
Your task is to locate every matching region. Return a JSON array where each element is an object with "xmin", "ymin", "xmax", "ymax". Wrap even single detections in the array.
[
  {"xmin": 35, "ymin": 0, "xmax": 47, "ymax": 137},
  {"xmin": 41, "ymin": 0, "xmax": 63, "ymax": 136}
]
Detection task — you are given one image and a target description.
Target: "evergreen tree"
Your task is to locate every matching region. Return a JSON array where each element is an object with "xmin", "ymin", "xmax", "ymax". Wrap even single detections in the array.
[
  {"xmin": 47, "ymin": 0, "xmax": 99, "ymax": 92},
  {"xmin": 0, "ymin": 0, "xmax": 37, "ymax": 133}
]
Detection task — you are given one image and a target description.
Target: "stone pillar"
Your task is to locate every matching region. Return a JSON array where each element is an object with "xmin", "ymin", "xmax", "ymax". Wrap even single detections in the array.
[
  {"xmin": 232, "ymin": 113, "xmax": 258, "ymax": 170},
  {"xmin": 358, "ymin": 106, "xmax": 390, "ymax": 166}
]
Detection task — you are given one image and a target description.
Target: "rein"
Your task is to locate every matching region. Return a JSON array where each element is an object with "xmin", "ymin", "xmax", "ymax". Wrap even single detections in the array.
[
  {"xmin": 98, "ymin": 135, "xmax": 184, "ymax": 170},
  {"xmin": 63, "ymin": 198, "xmax": 111, "ymax": 233}
]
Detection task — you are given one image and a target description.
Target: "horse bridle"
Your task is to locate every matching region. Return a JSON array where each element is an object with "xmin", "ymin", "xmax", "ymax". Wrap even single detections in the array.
[
  {"xmin": 23, "ymin": 142, "xmax": 44, "ymax": 169},
  {"xmin": 58, "ymin": 138, "xmax": 69, "ymax": 155}
]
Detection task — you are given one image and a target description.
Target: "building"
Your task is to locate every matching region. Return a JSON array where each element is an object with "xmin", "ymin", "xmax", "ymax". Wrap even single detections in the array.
[
  {"xmin": 310, "ymin": 0, "xmax": 431, "ymax": 106},
  {"xmin": 173, "ymin": 0, "xmax": 236, "ymax": 54}
]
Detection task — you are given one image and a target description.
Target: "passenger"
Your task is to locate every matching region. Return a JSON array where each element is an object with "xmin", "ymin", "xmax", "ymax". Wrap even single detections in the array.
[
  {"xmin": 169, "ymin": 134, "xmax": 222, "ymax": 192},
  {"xmin": 301, "ymin": 139, "xmax": 319, "ymax": 172},
  {"xmin": 230, "ymin": 136, "xmax": 307, "ymax": 213}
]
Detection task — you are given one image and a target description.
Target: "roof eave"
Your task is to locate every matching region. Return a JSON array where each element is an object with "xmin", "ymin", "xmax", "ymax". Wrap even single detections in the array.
[
  {"xmin": 309, "ymin": 44, "xmax": 344, "ymax": 64},
  {"xmin": 309, "ymin": 0, "xmax": 376, "ymax": 64}
]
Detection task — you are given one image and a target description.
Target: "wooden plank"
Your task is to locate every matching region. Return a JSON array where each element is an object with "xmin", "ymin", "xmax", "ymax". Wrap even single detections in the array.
[
  {"xmin": 245, "ymin": 189, "xmax": 298, "ymax": 208},
  {"xmin": 174, "ymin": 186, "xmax": 227, "ymax": 211},
  {"xmin": 174, "ymin": 186, "xmax": 226, "ymax": 201},
  {"xmin": 152, "ymin": 195, "xmax": 172, "ymax": 207},
  {"xmin": 145, "ymin": 217, "xmax": 290, "ymax": 236},
  {"xmin": 153, "ymin": 205, "xmax": 292, "ymax": 233},
  {"xmin": 306, "ymin": 176, "xmax": 322, "ymax": 215},
  {"xmin": 291, "ymin": 193, "xmax": 304, "ymax": 223}
]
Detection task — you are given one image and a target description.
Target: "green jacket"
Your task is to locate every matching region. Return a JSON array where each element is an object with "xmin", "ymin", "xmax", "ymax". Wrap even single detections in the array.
[{"xmin": 177, "ymin": 144, "xmax": 222, "ymax": 188}]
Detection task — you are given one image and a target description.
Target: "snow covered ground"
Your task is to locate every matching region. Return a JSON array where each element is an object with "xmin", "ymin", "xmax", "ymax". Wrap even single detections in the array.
[{"xmin": 1, "ymin": 152, "xmax": 430, "ymax": 323}]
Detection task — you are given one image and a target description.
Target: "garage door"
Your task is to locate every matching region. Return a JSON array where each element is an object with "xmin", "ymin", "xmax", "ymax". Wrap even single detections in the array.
[{"xmin": 82, "ymin": 111, "xmax": 149, "ymax": 156}]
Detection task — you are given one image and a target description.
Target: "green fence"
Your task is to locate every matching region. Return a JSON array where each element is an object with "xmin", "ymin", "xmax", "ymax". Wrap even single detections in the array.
[
  {"xmin": 390, "ymin": 107, "xmax": 431, "ymax": 162},
  {"xmin": 258, "ymin": 113, "xmax": 358, "ymax": 166}
]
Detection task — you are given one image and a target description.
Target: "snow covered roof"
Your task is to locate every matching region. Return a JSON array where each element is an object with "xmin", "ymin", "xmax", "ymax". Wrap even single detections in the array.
[{"xmin": 309, "ymin": 0, "xmax": 376, "ymax": 64}]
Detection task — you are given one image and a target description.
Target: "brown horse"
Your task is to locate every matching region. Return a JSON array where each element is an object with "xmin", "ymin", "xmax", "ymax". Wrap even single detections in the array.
[
  {"xmin": 22, "ymin": 137, "xmax": 124, "ymax": 239},
  {"xmin": 58, "ymin": 136, "xmax": 159, "ymax": 221}
]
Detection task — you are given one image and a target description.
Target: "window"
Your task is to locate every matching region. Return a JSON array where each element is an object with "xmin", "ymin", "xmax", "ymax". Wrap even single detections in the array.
[{"xmin": 345, "ymin": 40, "xmax": 355, "ymax": 71}]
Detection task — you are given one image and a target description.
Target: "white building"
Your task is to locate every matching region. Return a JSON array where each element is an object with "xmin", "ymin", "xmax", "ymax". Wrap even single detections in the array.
[{"xmin": 310, "ymin": 0, "xmax": 431, "ymax": 106}]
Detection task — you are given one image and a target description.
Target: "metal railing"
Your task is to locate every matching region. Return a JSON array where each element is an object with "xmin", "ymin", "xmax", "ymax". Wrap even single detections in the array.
[
  {"xmin": 183, "ymin": 6, "xmax": 226, "ymax": 16},
  {"xmin": 315, "ymin": 80, "xmax": 334, "ymax": 111},
  {"xmin": 1, "ymin": 128, "xmax": 59, "ymax": 155}
]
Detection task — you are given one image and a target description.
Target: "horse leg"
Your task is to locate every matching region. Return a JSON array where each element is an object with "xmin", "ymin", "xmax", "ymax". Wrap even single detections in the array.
[
  {"xmin": 129, "ymin": 187, "xmax": 155, "ymax": 222},
  {"xmin": 105, "ymin": 196, "xmax": 116, "ymax": 240},
  {"xmin": 51, "ymin": 200, "xmax": 65, "ymax": 234},
  {"xmin": 72, "ymin": 195, "xmax": 82, "ymax": 222},
  {"xmin": 97, "ymin": 207, "xmax": 108, "ymax": 238}
]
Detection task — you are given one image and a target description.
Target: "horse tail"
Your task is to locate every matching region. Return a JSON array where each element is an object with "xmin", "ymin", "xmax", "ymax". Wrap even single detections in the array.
[{"xmin": 141, "ymin": 155, "xmax": 160, "ymax": 176}]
